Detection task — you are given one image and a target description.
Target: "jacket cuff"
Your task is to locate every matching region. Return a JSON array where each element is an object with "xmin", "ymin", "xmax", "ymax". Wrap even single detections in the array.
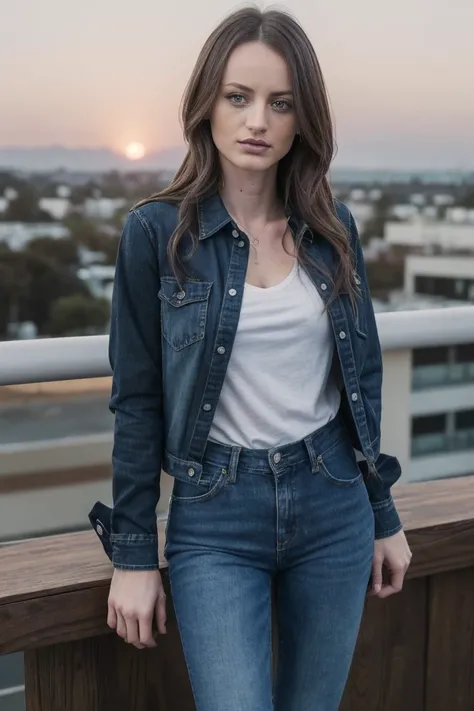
[
  {"xmin": 109, "ymin": 533, "xmax": 159, "ymax": 570},
  {"xmin": 371, "ymin": 495, "xmax": 403, "ymax": 539}
]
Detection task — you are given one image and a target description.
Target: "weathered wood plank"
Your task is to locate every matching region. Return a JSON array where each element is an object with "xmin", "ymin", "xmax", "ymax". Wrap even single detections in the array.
[
  {"xmin": 341, "ymin": 577, "xmax": 427, "ymax": 711},
  {"xmin": 425, "ymin": 567, "xmax": 474, "ymax": 711},
  {"xmin": 24, "ymin": 593, "xmax": 195, "ymax": 711}
]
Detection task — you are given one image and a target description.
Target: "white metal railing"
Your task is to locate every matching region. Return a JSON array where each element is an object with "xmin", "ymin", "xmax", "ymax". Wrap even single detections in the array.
[{"xmin": 1, "ymin": 306, "xmax": 474, "ymax": 386}]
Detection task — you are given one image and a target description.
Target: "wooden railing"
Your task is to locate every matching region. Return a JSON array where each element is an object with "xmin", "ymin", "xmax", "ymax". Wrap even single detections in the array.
[{"xmin": 1, "ymin": 476, "xmax": 474, "ymax": 711}]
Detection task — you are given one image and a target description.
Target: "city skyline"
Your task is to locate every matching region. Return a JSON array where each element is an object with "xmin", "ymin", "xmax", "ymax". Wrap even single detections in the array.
[{"xmin": 2, "ymin": 0, "xmax": 474, "ymax": 170}]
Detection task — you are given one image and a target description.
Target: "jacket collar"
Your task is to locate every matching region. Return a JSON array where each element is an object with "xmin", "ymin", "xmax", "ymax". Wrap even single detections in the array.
[
  {"xmin": 197, "ymin": 190, "xmax": 303, "ymax": 241},
  {"xmin": 197, "ymin": 192, "xmax": 233, "ymax": 240}
]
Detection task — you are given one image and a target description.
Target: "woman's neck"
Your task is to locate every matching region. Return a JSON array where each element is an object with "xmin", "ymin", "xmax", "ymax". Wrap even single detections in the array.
[{"xmin": 219, "ymin": 161, "xmax": 283, "ymax": 227}]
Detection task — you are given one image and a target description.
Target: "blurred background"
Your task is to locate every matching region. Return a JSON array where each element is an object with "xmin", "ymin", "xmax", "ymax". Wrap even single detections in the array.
[{"xmin": 0, "ymin": 0, "xmax": 473, "ymax": 707}]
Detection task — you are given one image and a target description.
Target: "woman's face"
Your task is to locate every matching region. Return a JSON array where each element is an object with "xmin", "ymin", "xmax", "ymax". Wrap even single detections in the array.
[{"xmin": 210, "ymin": 41, "xmax": 298, "ymax": 173}]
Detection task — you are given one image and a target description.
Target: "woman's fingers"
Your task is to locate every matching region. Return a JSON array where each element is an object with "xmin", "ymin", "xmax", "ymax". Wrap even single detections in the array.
[{"xmin": 155, "ymin": 588, "xmax": 168, "ymax": 635}]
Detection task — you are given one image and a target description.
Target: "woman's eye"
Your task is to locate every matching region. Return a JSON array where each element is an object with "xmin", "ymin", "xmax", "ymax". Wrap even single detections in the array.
[
  {"xmin": 228, "ymin": 94, "xmax": 246, "ymax": 105},
  {"xmin": 272, "ymin": 99, "xmax": 292, "ymax": 111}
]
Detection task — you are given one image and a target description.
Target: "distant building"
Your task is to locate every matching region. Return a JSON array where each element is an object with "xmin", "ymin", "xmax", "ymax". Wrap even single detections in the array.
[
  {"xmin": 345, "ymin": 201, "xmax": 374, "ymax": 232},
  {"xmin": 77, "ymin": 264, "xmax": 115, "ymax": 301},
  {"xmin": 446, "ymin": 207, "xmax": 474, "ymax": 224},
  {"xmin": 0, "ymin": 222, "xmax": 70, "ymax": 251},
  {"xmin": 384, "ymin": 250, "xmax": 474, "ymax": 484},
  {"xmin": 56, "ymin": 185, "xmax": 72, "ymax": 199},
  {"xmin": 391, "ymin": 204, "xmax": 419, "ymax": 220},
  {"xmin": 4, "ymin": 187, "xmax": 18, "ymax": 201},
  {"xmin": 38, "ymin": 197, "xmax": 70, "ymax": 220},
  {"xmin": 433, "ymin": 194, "xmax": 455, "ymax": 207},
  {"xmin": 404, "ymin": 254, "xmax": 474, "ymax": 302},
  {"xmin": 385, "ymin": 220, "xmax": 474, "ymax": 251},
  {"xmin": 83, "ymin": 197, "xmax": 127, "ymax": 220}
]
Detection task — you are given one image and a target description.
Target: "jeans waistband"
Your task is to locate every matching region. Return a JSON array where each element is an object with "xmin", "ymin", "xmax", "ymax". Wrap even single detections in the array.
[{"xmin": 203, "ymin": 410, "xmax": 347, "ymax": 481}]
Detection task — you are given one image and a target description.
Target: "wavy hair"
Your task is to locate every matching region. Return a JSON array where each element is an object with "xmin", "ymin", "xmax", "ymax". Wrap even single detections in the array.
[{"xmin": 135, "ymin": 6, "xmax": 356, "ymax": 300}]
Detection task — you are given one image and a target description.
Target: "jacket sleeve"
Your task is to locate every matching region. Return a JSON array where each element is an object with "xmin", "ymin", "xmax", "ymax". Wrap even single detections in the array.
[
  {"xmin": 108, "ymin": 209, "xmax": 163, "ymax": 569},
  {"xmin": 348, "ymin": 209, "xmax": 403, "ymax": 540}
]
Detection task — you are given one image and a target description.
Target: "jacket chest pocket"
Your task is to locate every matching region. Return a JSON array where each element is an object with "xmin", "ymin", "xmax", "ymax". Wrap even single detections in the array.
[{"xmin": 158, "ymin": 278, "xmax": 212, "ymax": 351}]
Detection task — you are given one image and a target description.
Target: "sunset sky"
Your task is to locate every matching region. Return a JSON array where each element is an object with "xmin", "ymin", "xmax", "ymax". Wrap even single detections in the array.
[{"xmin": 2, "ymin": 0, "xmax": 473, "ymax": 169}]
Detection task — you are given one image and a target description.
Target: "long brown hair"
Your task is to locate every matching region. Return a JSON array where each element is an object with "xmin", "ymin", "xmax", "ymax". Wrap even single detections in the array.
[{"xmin": 135, "ymin": 6, "xmax": 356, "ymax": 299}]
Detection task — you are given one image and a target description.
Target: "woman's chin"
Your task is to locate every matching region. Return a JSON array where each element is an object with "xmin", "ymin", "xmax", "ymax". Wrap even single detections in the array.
[{"xmin": 222, "ymin": 152, "xmax": 278, "ymax": 173}]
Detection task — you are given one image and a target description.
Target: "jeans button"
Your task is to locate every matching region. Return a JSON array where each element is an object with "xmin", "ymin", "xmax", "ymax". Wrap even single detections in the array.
[{"xmin": 188, "ymin": 467, "xmax": 196, "ymax": 477}]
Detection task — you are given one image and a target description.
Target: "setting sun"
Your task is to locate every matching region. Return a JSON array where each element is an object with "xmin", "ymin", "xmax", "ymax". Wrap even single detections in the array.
[{"xmin": 124, "ymin": 142, "xmax": 146, "ymax": 160}]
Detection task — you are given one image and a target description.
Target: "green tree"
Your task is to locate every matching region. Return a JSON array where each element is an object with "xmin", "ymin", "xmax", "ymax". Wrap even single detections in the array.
[
  {"xmin": 365, "ymin": 257, "xmax": 404, "ymax": 299},
  {"xmin": 2, "ymin": 188, "xmax": 52, "ymax": 222},
  {"xmin": 26, "ymin": 236, "xmax": 79, "ymax": 269},
  {"xmin": 459, "ymin": 189, "xmax": 474, "ymax": 209},
  {"xmin": 0, "ymin": 251, "xmax": 88, "ymax": 337},
  {"xmin": 359, "ymin": 194, "xmax": 398, "ymax": 244},
  {"xmin": 64, "ymin": 214, "xmax": 119, "ymax": 264},
  {"xmin": 47, "ymin": 294, "xmax": 110, "ymax": 336}
]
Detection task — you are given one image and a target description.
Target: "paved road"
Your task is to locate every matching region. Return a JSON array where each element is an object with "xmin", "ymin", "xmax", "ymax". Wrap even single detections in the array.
[{"xmin": 0, "ymin": 395, "xmax": 113, "ymax": 446}]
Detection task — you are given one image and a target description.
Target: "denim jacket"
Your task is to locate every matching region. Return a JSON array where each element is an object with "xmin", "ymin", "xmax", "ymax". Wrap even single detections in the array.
[{"xmin": 89, "ymin": 192, "xmax": 403, "ymax": 570}]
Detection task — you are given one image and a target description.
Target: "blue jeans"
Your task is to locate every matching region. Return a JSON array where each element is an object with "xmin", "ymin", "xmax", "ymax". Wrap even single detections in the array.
[{"xmin": 164, "ymin": 411, "xmax": 375, "ymax": 711}]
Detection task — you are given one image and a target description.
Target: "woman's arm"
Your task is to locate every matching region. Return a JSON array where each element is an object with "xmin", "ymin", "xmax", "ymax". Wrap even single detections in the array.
[
  {"xmin": 348, "ymin": 209, "xmax": 403, "ymax": 540},
  {"xmin": 108, "ymin": 209, "xmax": 163, "ymax": 570}
]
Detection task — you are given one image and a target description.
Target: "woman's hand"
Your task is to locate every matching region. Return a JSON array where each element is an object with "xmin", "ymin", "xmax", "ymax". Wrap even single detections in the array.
[
  {"xmin": 107, "ymin": 568, "xmax": 167, "ymax": 649},
  {"xmin": 368, "ymin": 529, "xmax": 412, "ymax": 599}
]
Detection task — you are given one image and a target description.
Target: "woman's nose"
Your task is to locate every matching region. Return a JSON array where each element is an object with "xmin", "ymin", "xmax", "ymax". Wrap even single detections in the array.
[{"xmin": 245, "ymin": 102, "xmax": 268, "ymax": 133}]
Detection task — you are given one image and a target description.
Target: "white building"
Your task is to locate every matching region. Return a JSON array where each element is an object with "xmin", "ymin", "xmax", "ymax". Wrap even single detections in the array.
[
  {"xmin": 39, "ymin": 197, "xmax": 70, "ymax": 220},
  {"xmin": 77, "ymin": 264, "xmax": 115, "ymax": 301},
  {"xmin": 83, "ymin": 197, "xmax": 127, "ymax": 220},
  {"xmin": 0, "ymin": 222, "xmax": 70, "ymax": 251},
  {"xmin": 385, "ymin": 219, "xmax": 474, "ymax": 252},
  {"xmin": 387, "ymin": 253, "xmax": 474, "ymax": 483},
  {"xmin": 404, "ymin": 254, "xmax": 474, "ymax": 301},
  {"xmin": 345, "ymin": 200, "xmax": 374, "ymax": 231}
]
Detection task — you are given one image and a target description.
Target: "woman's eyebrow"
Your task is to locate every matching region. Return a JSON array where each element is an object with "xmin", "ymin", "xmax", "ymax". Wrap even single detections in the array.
[{"xmin": 224, "ymin": 82, "xmax": 293, "ymax": 97}]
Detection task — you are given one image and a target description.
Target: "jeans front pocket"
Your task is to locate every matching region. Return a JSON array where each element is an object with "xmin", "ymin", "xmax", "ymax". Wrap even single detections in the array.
[
  {"xmin": 171, "ymin": 462, "xmax": 228, "ymax": 504},
  {"xmin": 317, "ymin": 435, "xmax": 363, "ymax": 487},
  {"xmin": 158, "ymin": 277, "xmax": 212, "ymax": 351}
]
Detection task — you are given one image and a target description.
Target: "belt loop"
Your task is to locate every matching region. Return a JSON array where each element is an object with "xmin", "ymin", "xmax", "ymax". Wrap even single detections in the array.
[
  {"xmin": 303, "ymin": 433, "xmax": 319, "ymax": 474},
  {"xmin": 227, "ymin": 446, "xmax": 241, "ymax": 483}
]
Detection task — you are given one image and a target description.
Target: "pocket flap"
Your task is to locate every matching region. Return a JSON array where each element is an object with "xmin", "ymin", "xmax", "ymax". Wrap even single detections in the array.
[{"xmin": 158, "ymin": 279, "xmax": 212, "ymax": 308}]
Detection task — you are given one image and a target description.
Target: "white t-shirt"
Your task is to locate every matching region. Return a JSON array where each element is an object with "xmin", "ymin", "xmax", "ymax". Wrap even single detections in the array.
[{"xmin": 208, "ymin": 261, "xmax": 341, "ymax": 449}]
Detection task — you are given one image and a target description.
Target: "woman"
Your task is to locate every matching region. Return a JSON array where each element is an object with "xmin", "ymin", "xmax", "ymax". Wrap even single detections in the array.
[{"xmin": 89, "ymin": 6, "xmax": 412, "ymax": 710}]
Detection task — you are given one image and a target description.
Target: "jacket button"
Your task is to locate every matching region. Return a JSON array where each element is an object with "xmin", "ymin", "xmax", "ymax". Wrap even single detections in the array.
[
  {"xmin": 232, "ymin": 229, "xmax": 239, "ymax": 238},
  {"xmin": 203, "ymin": 403, "xmax": 212, "ymax": 411},
  {"xmin": 96, "ymin": 524, "xmax": 103, "ymax": 536},
  {"xmin": 339, "ymin": 331, "xmax": 346, "ymax": 340},
  {"xmin": 351, "ymin": 393, "xmax": 358, "ymax": 402},
  {"xmin": 320, "ymin": 283, "xmax": 328, "ymax": 291},
  {"xmin": 229, "ymin": 288, "xmax": 237, "ymax": 296},
  {"xmin": 176, "ymin": 291, "xmax": 185, "ymax": 300},
  {"xmin": 188, "ymin": 467, "xmax": 196, "ymax": 477},
  {"xmin": 217, "ymin": 346, "xmax": 226, "ymax": 354},
  {"xmin": 273, "ymin": 452, "xmax": 281, "ymax": 464},
  {"xmin": 237, "ymin": 240, "xmax": 245, "ymax": 247}
]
